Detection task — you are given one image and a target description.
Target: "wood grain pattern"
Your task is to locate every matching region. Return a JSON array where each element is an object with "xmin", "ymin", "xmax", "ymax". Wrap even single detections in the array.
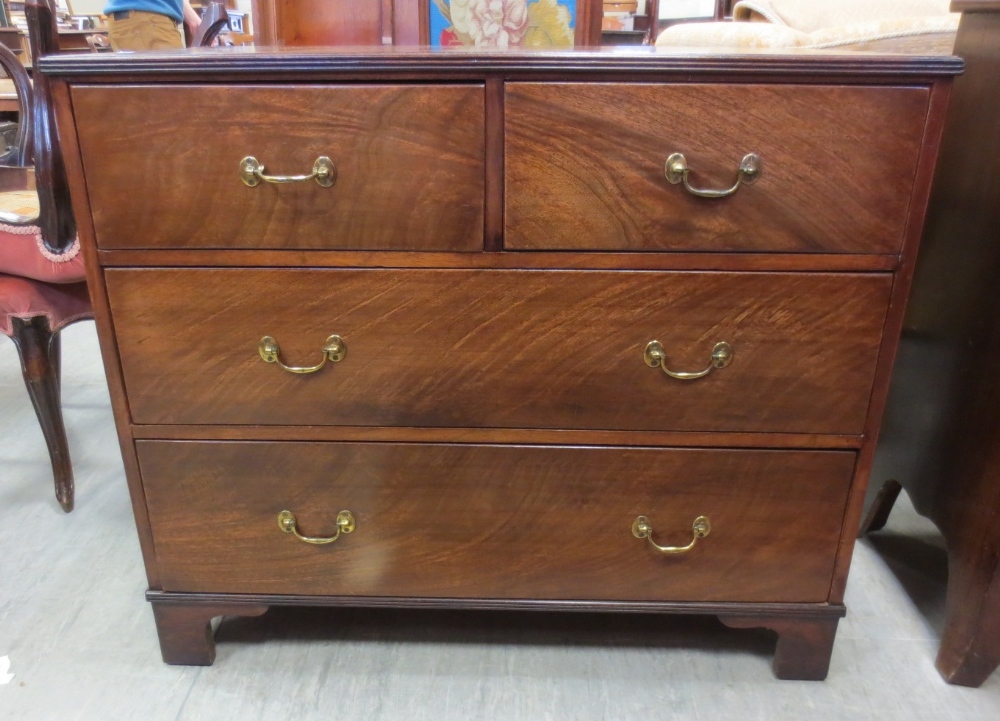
[
  {"xmin": 827, "ymin": 80, "xmax": 955, "ymax": 605},
  {"xmin": 105, "ymin": 268, "xmax": 892, "ymax": 434},
  {"xmin": 137, "ymin": 441, "xmax": 855, "ymax": 602},
  {"xmin": 506, "ymin": 83, "xmax": 928, "ymax": 253},
  {"xmin": 270, "ymin": 0, "xmax": 383, "ymax": 46},
  {"xmin": 44, "ymin": 46, "xmax": 957, "ymax": 673},
  {"xmin": 94, "ymin": 249, "xmax": 902, "ymax": 272},
  {"xmin": 72, "ymin": 85, "xmax": 485, "ymax": 251}
]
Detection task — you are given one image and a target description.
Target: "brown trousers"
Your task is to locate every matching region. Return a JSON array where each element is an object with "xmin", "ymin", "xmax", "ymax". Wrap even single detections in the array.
[{"xmin": 107, "ymin": 11, "xmax": 183, "ymax": 51}]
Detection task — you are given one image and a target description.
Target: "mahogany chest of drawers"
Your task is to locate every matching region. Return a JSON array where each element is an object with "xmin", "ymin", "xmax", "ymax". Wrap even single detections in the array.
[{"xmin": 40, "ymin": 47, "xmax": 961, "ymax": 680}]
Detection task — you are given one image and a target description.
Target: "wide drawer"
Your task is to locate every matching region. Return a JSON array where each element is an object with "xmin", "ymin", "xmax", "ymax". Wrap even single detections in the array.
[
  {"xmin": 505, "ymin": 83, "xmax": 928, "ymax": 253},
  {"xmin": 107, "ymin": 268, "xmax": 891, "ymax": 435},
  {"xmin": 72, "ymin": 85, "xmax": 485, "ymax": 251},
  {"xmin": 138, "ymin": 441, "xmax": 855, "ymax": 602}
]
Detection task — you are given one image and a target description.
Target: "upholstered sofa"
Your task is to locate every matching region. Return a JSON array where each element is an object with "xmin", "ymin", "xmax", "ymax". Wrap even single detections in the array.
[{"xmin": 656, "ymin": 0, "xmax": 959, "ymax": 54}]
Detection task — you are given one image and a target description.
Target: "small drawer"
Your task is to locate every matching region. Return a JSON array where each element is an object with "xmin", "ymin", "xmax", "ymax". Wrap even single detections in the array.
[
  {"xmin": 505, "ymin": 83, "xmax": 928, "ymax": 253},
  {"xmin": 72, "ymin": 85, "xmax": 485, "ymax": 251},
  {"xmin": 107, "ymin": 268, "xmax": 891, "ymax": 435},
  {"xmin": 138, "ymin": 441, "xmax": 855, "ymax": 602}
]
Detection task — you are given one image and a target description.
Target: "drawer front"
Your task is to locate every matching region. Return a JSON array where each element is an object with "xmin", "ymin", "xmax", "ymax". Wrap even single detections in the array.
[
  {"xmin": 72, "ymin": 85, "xmax": 485, "ymax": 251},
  {"xmin": 139, "ymin": 441, "xmax": 854, "ymax": 602},
  {"xmin": 505, "ymin": 83, "xmax": 928, "ymax": 253},
  {"xmin": 108, "ymin": 268, "xmax": 890, "ymax": 435}
]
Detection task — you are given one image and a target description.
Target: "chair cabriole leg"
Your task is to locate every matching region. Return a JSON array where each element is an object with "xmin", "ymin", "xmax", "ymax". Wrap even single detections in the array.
[{"xmin": 10, "ymin": 315, "xmax": 73, "ymax": 512}]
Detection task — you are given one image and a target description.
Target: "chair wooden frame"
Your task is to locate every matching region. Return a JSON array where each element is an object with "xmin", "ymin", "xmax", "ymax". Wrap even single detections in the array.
[{"xmin": 0, "ymin": 1, "xmax": 89, "ymax": 513}]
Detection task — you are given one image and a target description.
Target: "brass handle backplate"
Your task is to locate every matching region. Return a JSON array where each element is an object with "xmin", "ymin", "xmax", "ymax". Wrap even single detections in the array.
[
  {"xmin": 240, "ymin": 156, "xmax": 337, "ymax": 187},
  {"xmin": 632, "ymin": 515, "xmax": 711, "ymax": 554},
  {"xmin": 259, "ymin": 335, "xmax": 346, "ymax": 375},
  {"xmin": 665, "ymin": 152, "xmax": 761, "ymax": 199},
  {"xmin": 278, "ymin": 509, "xmax": 355, "ymax": 545},
  {"xmin": 644, "ymin": 340, "xmax": 732, "ymax": 380}
]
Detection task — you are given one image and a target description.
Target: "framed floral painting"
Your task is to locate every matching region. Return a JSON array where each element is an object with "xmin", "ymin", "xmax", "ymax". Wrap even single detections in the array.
[{"xmin": 427, "ymin": 0, "xmax": 583, "ymax": 48}]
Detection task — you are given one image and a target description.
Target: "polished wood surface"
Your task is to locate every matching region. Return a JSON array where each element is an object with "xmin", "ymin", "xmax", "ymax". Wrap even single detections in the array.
[
  {"xmin": 720, "ymin": 615, "xmax": 841, "ymax": 681},
  {"xmin": 51, "ymin": 79, "xmax": 163, "ymax": 584},
  {"xmin": 73, "ymin": 85, "xmax": 485, "ymax": 251},
  {"xmin": 145, "ymin": 588, "xmax": 844, "ymax": 674},
  {"xmin": 42, "ymin": 45, "xmax": 958, "ymax": 673},
  {"xmin": 862, "ymin": 7, "xmax": 1000, "ymax": 687},
  {"xmin": 95, "ymin": 249, "xmax": 901, "ymax": 271},
  {"xmin": 506, "ymin": 83, "xmax": 928, "ymax": 253},
  {"xmin": 152, "ymin": 602, "xmax": 268, "ymax": 665},
  {"xmin": 255, "ymin": 0, "xmax": 383, "ymax": 46},
  {"xmin": 9, "ymin": 318, "xmax": 74, "ymax": 512},
  {"xmin": 138, "ymin": 441, "xmax": 855, "ymax": 601},
  {"xmin": 106, "ymin": 268, "xmax": 891, "ymax": 434},
  {"xmin": 37, "ymin": 46, "xmax": 964, "ymax": 79},
  {"xmin": 821, "ymin": 80, "xmax": 953, "ymax": 607},
  {"xmin": 25, "ymin": 0, "xmax": 76, "ymax": 254}
]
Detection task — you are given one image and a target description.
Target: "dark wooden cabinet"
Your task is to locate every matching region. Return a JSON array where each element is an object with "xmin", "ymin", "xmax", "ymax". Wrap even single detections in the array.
[
  {"xmin": 40, "ymin": 46, "xmax": 959, "ymax": 679},
  {"xmin": 861, "ymin": 1, "xmax": 1000, "ymax": 688}
]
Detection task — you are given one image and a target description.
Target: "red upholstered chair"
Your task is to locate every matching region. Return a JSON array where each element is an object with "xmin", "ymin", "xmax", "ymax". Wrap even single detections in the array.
[{"xmin": 0, "ymin": 1, "xmax": 92, "ymax": 512}]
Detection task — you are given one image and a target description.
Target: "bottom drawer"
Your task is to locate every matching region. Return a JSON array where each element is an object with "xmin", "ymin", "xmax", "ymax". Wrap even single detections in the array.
[{"xmin": 138, "ymin": 441, "xmax": 854, "ymax": 603}]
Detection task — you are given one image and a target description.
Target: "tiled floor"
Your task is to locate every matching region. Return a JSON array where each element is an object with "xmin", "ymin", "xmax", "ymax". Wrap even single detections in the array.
[{"xmin": 1, "ymin": 323, "xmax": 999, "ymax": 720}]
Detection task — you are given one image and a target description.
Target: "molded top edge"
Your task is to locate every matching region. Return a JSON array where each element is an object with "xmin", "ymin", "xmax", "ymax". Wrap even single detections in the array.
[{"xmin": 38, "ymin": 45, "xmax": 964, "ymax": 79}]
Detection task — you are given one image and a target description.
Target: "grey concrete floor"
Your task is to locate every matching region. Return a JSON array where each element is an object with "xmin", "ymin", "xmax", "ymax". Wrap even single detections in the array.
[{"xmin": 1, "ymin": 322, "xmax": 999, "ymax": 720}]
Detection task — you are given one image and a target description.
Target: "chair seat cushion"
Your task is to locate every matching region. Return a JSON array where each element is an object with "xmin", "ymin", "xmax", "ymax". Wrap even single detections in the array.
[
  {"xmin": 0, "ymin": 274, "xmax": 92, "ymax": 337},
  {"xmin": 0, "ymin": 225, "xmax": 86, "ymax": 283}
]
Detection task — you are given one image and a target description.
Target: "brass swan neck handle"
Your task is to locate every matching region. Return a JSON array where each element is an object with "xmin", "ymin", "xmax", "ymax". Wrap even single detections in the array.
[
  {"xmin": 644, "ymin": 340, "xmax": 733, "ymax": 380},
  {"xmin": 632, "ymin": 515, "xmax": 711, "ymax": 554},
  {"xmin": 278, "ymin": 510, "xmax": 355, "ymax": 545},
  {"xmin": 665, "ymin": 152, "xmax": 761, "ymax": 199},
  {"xmin": 240, "ymin": 156, "xmax": 337, "ymax": 188},
  {"xmin": 259, "ymin": 335, "xmax": 346, "ymax": 375}
]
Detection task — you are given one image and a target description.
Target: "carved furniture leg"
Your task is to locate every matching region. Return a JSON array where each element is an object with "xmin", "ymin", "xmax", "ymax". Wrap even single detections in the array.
[
  {"xmin": 858, "ymin": 479, "xmax": 903, "ymax": 537},
  {"xmin": 151, "ymin": 602, "xmax": 270, "ymax": 665},
  {"xmin": 719, "ymin": 615, "xmax": 841, "ymax": 680},
  {"xmin": 10, "ymin": 316, "xmax": 73, "ymax": 512}
]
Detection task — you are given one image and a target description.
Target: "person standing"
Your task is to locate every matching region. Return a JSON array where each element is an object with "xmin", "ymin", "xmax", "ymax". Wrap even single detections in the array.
[{"xmin": 103, "ymin": 0, "xmax": 201, "ymax": 51}]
